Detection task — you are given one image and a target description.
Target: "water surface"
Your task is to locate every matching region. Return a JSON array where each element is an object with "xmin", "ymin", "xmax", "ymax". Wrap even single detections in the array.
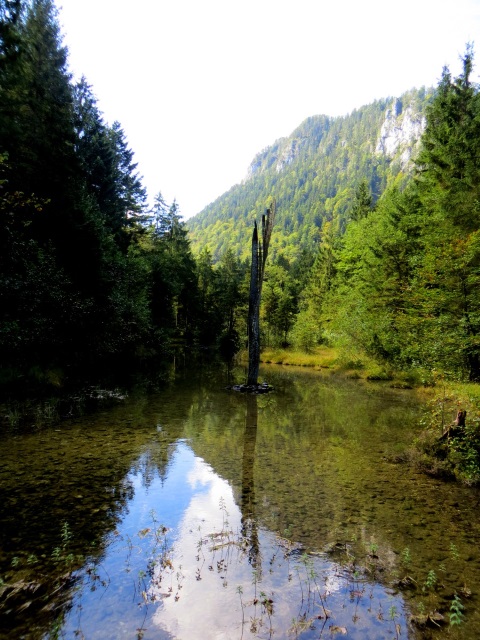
[{"xmin": 0, "ymin": 364, "xmax": 479, "ymax": 639}]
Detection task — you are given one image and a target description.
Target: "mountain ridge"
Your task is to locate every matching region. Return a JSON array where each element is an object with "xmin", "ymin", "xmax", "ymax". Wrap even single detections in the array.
[{"xmin": 187, "ymin": 87, "xmax": 432, "ymax": 262}]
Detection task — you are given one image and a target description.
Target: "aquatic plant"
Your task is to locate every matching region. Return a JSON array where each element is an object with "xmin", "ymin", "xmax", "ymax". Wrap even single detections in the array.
[
  {"xmin": 401, "ymin": 546, "xmax": 411, "ymax": 567},
  {"xmin": 449, "ymin": 593, "xmax": 465, "ymax": 626},
  {"xmin": 236, "ymin": 585, "xmax": 245, "ymax": 635},
  {"xmin": 423, "ymin": 568, "xmax": 437, "ymax": 592}
]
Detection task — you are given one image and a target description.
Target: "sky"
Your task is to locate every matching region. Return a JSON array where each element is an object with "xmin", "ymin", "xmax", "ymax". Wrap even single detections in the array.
[{"xmin": 54, "ymin": 0, "xmax": 480, "ymax": 219}]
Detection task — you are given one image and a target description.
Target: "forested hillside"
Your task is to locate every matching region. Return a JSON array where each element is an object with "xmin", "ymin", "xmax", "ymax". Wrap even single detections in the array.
[
  {"xmin": 189, "ymin": 48, "xmax": 480, "ymax": 384},
  {"xmin": 316, "ymin": 50, "xmax": 480, "ymax": 382},
  {"xmin": 187, "ymin": 88, "xmax": 430, "ymax": 261}
]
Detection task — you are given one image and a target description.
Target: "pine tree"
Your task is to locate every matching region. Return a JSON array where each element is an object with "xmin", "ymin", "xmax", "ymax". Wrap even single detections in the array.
[
  {"xmin": 151, "ymin": 192, "xmax": 170, "ymax": 236},
  {"xmin": 0, "ymin": 0, "xmax": 22, "ymax": 65},
  {"xmin": 215, "ymin": 248, "xmax": 246, "ymax": 357},
  {"xmin": 1, "ymin": 0, "xmax": 76, "ymax": 200},
  {"xmin": 105, "ymin": 121, "xmax": 147, "ymax": 246}
]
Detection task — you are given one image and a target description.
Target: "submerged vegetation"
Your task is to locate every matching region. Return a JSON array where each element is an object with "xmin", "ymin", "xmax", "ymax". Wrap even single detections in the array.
[{"xmin": 2, "ymin": 492, "xmax": 475, "ymax": 638}]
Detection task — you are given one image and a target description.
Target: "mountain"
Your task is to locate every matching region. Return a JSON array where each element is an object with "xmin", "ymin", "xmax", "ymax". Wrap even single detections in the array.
[{"xmin": 187, "ymin": 87, "xmax": 431, "ymax": 262}]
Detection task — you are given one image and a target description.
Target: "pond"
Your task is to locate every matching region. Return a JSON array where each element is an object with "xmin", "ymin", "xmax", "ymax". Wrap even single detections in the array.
[{"xmin": 0, "ymin": 363, "xmax": 479, "ymax": 639}]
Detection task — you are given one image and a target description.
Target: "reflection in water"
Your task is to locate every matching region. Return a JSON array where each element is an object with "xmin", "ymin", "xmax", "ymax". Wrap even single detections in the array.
[
  {"xmin": 152, "ymin": 447, "xmax": 245, "ymax": 639},
  {"xmin": 150, "ymin": 444, "xmax": 408, "ymax": 640},
  {"xmin": 1, "ymin": 364, "xmax": 480, "ymax": 638},
  {"xmin": 241, "ymin": 394, "xmax": 260, "ymax": 568}
]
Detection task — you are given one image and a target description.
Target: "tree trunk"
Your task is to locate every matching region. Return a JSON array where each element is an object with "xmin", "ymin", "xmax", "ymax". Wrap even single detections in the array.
[
  {"xmin": 247, "ymin": 200, "xmax": 276, "ymax": 386},
  {"xmin": 247, "ymin": 222, "xmax": 260, "ymax": 385},
  {"xmin": 440, "ymin": 409, "xmax": 467, "ymax": 440}
]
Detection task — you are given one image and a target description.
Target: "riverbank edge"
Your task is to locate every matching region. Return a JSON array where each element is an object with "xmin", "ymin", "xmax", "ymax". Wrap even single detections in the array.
[{"xmin": 248, "ymin": 347, "xmax": 480, "ymax": 486}]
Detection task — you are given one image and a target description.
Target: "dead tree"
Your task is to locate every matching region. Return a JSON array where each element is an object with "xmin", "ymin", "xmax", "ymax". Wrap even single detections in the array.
[{"xmin": 247, "ymin": 199, "xmax": 276, "ymax": 386}]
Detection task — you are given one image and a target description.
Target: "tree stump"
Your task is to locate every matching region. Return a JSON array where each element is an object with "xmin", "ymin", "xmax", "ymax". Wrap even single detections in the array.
[{"xmin": 439, "ymin": 409, "xmax": 467, "ymax": 441}]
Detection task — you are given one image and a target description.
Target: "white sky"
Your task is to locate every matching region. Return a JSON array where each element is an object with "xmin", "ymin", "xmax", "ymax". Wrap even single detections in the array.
[{"xmin": 55, "ymin": 0, "xmax": 480, "ymax": 219}]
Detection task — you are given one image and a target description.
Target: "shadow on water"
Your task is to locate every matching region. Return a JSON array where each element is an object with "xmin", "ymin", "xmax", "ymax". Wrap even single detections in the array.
[{"xmin": 0, "ymin": 363, "xmax": 479, "ymax": 638}]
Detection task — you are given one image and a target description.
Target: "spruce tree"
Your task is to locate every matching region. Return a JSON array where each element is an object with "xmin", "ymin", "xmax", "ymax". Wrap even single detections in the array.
[
  {"xmin": 350, "ymin": 179, "xmax": 374, "ymax": 222},
  {"xmin": 1, "ymin": 0, "xmax": 76, "ymax": 200},
  {"xmin": 412, "ymin": 46, "xmax": 480, "ymax": 380}
]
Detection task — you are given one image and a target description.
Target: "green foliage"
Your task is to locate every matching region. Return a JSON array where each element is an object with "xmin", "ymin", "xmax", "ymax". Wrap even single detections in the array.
[
  {"xmin": 423, "ymin": 568, "xmax": 437, "ymax": 591},
  {"xmin": 291, "ymin": 217, "xmax": 341, "ymax": 350},
  {"xmin": 323, "ymin": 185, "xmax": 423, "ymax": 365},
  {"xmin": 401, "ymin": 547, "xmax": 411, "ymax": 567},
  {"xmin": 409, "ymin": 50, "xmax": 480, "ymax": 381},
  {"xmin": 409, "ymin": 384, "xmax": 480, "ymax": 484},
  {"xmin": 313, "ymin": 49, "xmax": 480, "ymax": 387},
  {"xmin": 449, "ymin": 594, "xmax": 465, "ymax": 626},
  {"xmin": 350, "ymin": 178, "xmax": 373, "ymax": 222},
  {"xmin": 262, "ymin": 263, "xmax": 297, "ymax": 346},
  {"xmin": 3, "ymin": 3, "xmax": 480, "ymax": 400},
  {"xmin": 187, "ymin": 89, "xmax": 429, "ymax": 262},
  {"xmin": 449, "ymin": 416, "xmax": 480, "ymax": 484}
]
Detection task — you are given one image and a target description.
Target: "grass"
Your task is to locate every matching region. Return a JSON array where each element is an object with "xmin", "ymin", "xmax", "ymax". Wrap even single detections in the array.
[
  {"xmin": 259, "ymin": 346, "xmax": 339, "ymax": 369},
  {"xmin": 392, "ymin": 377, "xmax": 480, "ymax": 485},
  {"xmin": 244, "ymin": 346, "xmax": 410, "ymax": 386}
]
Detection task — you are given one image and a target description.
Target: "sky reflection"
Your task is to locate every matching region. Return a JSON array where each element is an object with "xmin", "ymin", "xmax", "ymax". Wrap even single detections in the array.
[{"xmin": 60, "ymin": 441, "xmax": 409, "ymax": 639}]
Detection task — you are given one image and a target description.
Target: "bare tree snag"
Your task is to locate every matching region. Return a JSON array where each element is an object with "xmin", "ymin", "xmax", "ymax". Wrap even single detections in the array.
[{"xmin": 247, "ymin": 199, "xmax": 276, "ymax": 386}]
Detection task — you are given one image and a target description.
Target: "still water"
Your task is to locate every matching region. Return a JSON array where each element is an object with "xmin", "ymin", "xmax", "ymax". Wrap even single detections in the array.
[{"xmin": 0, "ymin": 364, "xmax": 479, "ymax": 639}]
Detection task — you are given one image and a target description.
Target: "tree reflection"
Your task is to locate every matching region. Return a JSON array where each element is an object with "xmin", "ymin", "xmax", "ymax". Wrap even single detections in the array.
[{"xmin": 241, "ymin": 393, "xmax": 260, "ymax": 571}]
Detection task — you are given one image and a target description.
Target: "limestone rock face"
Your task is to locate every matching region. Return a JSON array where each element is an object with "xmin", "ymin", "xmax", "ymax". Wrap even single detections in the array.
[
  {"xmin": 246, "ymin": 157, "xmax": 263, "ymax": 179},
  {"xmin": 375, "ymin": 98, "xmax": 426, "ymax": 167},
  {"xmin": 275, "ymin": 137, "xmax": 308, "ymax": 173}
]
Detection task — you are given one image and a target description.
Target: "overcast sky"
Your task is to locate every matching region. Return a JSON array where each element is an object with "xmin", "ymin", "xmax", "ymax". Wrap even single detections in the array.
[{"xmin": 54, "ymin": 0, "xmax": 480, "ymax": 219}]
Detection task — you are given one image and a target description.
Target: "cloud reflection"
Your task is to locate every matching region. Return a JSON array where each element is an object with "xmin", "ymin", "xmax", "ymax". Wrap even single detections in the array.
[
  {"xmin": 153, "ymin": 453, "xmax": 246, "ymax": 638},
  {"xmin": 150, "ymin": 447, "xmax": 408, "ymax": 640}
]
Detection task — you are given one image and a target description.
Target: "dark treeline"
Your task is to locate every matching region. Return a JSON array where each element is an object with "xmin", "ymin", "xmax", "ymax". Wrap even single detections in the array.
[{"xmin": 0, "ymin": 0, "xmax": 248, "ymax": 387}]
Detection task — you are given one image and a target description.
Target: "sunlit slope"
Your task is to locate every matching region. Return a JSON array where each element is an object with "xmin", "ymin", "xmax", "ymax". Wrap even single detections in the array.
[{"xmin": 187, "ymin": 88, "xmax": 431, "ymax": 261}]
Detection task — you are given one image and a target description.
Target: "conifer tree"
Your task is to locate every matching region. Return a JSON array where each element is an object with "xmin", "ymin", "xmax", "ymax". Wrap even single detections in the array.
[
  {"xmin": 412, "ymin": 46, "xmax": 480, "ymax": 380},
  {"xmin": 350, "ymin": 179, "xmax": 374, "ymax": 222},
  {"xmin": 151, "ymin": 192, "xmax": 170, "ymax": 236},
  {"xmin": 1, "ymin": 0, "xmax": 76, "ymax": 200}
]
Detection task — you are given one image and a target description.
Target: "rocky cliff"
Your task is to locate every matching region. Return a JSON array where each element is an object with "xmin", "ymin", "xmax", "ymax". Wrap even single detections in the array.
[{"xmin": 375, "ymin": 97, "xmax": 426, "ymax": 167}]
